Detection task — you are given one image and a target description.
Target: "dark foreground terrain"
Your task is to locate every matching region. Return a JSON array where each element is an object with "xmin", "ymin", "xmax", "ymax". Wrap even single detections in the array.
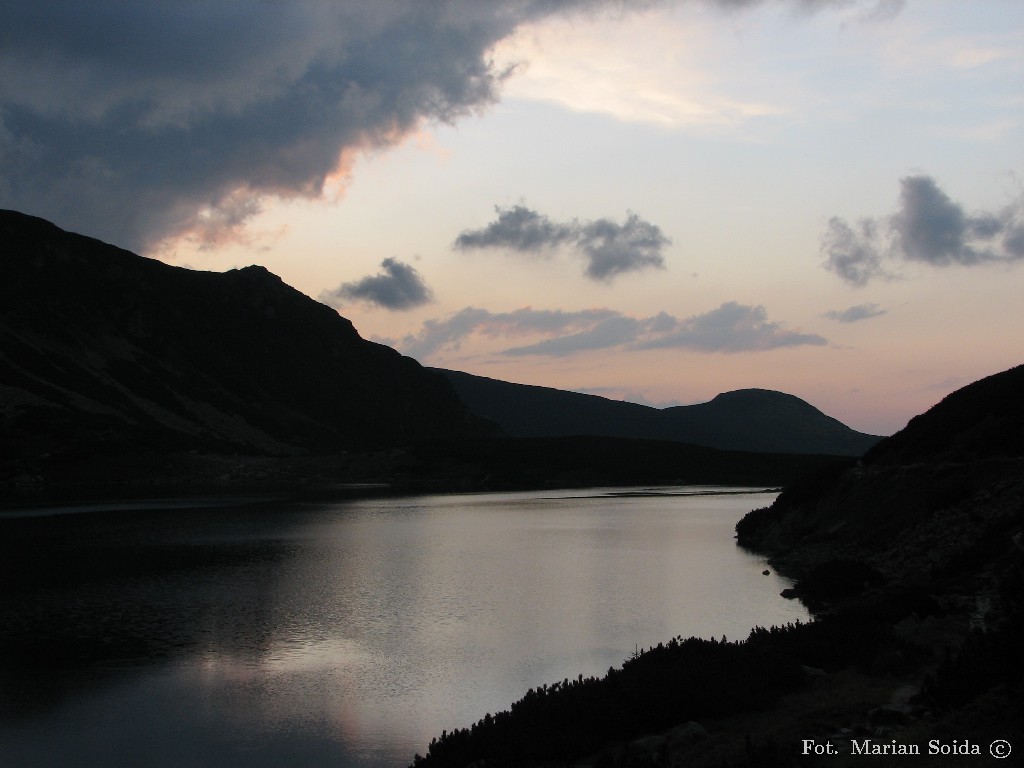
[{"xmin": 410, "ymin": 365, "xmax": 1024, "ymax": 767}]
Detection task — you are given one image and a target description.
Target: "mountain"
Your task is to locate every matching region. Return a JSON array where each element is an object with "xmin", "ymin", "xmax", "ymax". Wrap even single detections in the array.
[
  {"xmin": 735, "ymin": 363, "xmax": 1024, "ymax": 585},
  {"xmin": 0, "ymin": 209, "xmax": 478, "ymax": 469},
  {"xmin": 0, "ymin": 208, "xmax": 873, "ymax": 500},
  {"xmin": 728, "ymin": 364, "xmax": 1024, "ymax": 761},
  {"xmin": 436, "ymin": 369, "xmax": 881, "ymax": 456}
]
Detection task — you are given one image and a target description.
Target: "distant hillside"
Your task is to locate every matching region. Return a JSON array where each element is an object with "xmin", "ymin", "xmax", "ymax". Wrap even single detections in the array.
[
  {"xmin": 436, "ymin": 369, "xmax": 881, "ymax": 456},
  {"xmin": 0, "ymin": 210, "xmax": 478, "ymax": 468}
]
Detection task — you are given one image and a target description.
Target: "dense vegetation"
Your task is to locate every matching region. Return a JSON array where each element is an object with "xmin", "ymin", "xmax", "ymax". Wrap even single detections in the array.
[{"xmin": 411, "ymin": 612, "xmax": 901, "ymax": 767}]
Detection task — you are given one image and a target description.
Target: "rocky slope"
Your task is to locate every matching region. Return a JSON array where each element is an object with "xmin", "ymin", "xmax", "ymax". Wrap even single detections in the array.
[
  {"xmin": 736, "ymin": 363, "xmax": 1024, "ymax": 599},
  {"xmin": 0, "ymin": 210, "xmax": 478, "ymax": 474},
  {"xmin": 730, "ymin": 363, "xmax": 1024, "ymax": 763}
]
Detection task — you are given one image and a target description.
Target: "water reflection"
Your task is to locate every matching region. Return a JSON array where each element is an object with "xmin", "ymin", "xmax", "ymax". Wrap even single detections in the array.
[{"xmin": 0, "ymin": 488, "xmax": 806, "ymax": 767}]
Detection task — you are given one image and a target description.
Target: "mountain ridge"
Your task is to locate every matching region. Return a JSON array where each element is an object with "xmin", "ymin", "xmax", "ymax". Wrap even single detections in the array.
[
  {"xmin": 1, "ymin": 209, "xmax": 846, "ymax": 498},
  {"xmin": 436, "ymin": 368, "xmax": 881, "ymax": 456},
  {"xmin": 1, "ymin": 208, "xmax": 478, "ymax": 464}
]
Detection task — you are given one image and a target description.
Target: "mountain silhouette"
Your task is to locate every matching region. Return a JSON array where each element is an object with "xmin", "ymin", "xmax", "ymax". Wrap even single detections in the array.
[
  {"xmin": 436, "ymin": 369, "xmax": 881, "ymax": 456},
  {"xmin": 1, "ymin": 208, "xmax": 873, "ymax": 497},
  {"xmin": 0, "ymin": 209, "xmax": 478, "ymax": 466}
]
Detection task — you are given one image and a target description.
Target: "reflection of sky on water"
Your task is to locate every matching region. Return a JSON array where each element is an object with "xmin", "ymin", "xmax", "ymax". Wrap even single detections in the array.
[{"xmin": 0, "ymin": 488, "xmax": 806, "ymax": 767}]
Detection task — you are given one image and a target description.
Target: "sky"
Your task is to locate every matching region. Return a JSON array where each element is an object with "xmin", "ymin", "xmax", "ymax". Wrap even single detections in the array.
[{"xmin": 2, "ymin": 0, "xmax": 1023, "ymax": 436}]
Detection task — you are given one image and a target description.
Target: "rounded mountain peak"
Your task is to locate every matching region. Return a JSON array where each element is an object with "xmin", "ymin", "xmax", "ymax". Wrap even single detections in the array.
[{"xmin": 709, "ymin": 389, "xmax": 813, "ymax": 409}]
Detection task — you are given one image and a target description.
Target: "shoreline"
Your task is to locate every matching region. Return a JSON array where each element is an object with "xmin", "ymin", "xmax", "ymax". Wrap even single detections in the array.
[
  {"xmin": 0, "ymin": 480, "xmax": 780, "ymax": 518},
  {"xmin": 2, "ymin": 438, "xmax": 840, "ymax": 509}
]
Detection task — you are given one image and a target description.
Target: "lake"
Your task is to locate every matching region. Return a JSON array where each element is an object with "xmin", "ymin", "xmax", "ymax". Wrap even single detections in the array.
[{"xmin": 0, "ymin": 486, "xmax": 807, "ymax": 767}]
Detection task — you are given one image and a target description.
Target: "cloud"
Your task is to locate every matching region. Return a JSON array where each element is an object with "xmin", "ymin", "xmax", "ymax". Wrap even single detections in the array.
[
  {"xmin": 320, "ymin": 258, "xmax": 433, "ymax": 311},
  {"xmin": 0, "ymin": 2, "xmax": 551, "ymax": 252},
  {"xmin": 821, "ymin": 217, "xmax": 890, "ymax": 287},
  {"xmin": 823, "ymin": 175, "xmax": 1024, "ymax": 285},
  {"xmin": 824, "ymin": 303, "xmax": 886, "ymax": 323},
  {"xmin": 453, "ymin": 204, "xmax": 576, "ymax": 253},
  {"xmin": 398, "ymin": 306, "xmax": 619, "ymax": 360},
  {"xmin": 892, "ymin": 176, "xmax": 1015, "ymax": 266},
  {"xmin": 577, "ymin": 213, "xmax": 671, "ymax": 280},
  {"xmin": 398, "ymin": 301, "xmax": 826, "ymax": 360},
  {"xmin": 858, "ymin": 0, "xmax": 906, "ymax": 23},
  {"xmin": 632, "ymin": 302, "xmax": 828, "ymax": 353},
  {"xmin": 455, "ymin": 205, "xmax": 670, "ymax": 280},
  {"xmin": 504, "ymin": 315, "xmax": 643, "ymax": 355},
  {"xmin": 1, "ymin": 0, "xmax": 882, "ymax": 253}
]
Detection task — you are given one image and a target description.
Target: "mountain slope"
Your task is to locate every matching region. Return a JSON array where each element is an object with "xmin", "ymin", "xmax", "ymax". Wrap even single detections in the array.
[
  {"xmin": 436, "ymin": 369, "xmax": 881, "ymax": 456},
  {"xmin": 736, "ymin": 363, "xmax": 1024, "ymax": 589},
  {"xmin": 0, "ymin": 210, "xmax": 477, "ymax": 464}
]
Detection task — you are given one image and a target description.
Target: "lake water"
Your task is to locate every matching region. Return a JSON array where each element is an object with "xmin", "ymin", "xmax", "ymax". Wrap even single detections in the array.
[{"xmin": 0, "ymin": 486, "xmax": 806, "ymax": 767}]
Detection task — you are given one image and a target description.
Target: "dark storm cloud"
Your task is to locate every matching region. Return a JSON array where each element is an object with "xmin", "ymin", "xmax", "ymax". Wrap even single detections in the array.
[
  {"xmin": 398, "ymin": 302, "xmax": 826, "ymax": 359},
  {"xmin": 0, "ymin": 1, "xmax": 579, "ymax": 251},
  {"xmin": 824, "ymin": 303, "xmax": 886, "ymax": 323},
  {"xmin": 823, "ymin": 175, "xmax": 1024, "ymax": 285},
  {"xmin": 455, "ymin": 205, "xmax": 670, "ymax": 281},
  {"xmin": 320, "ymin": 258, "xmax": 433, "ymax": 311},
  {"xmin": 712, "ymin": 0, "xmax": 902, "ymax": 14},
  {"xmin": 0, "ymin": 0, "xmax": 888, "ymax": 253}
]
